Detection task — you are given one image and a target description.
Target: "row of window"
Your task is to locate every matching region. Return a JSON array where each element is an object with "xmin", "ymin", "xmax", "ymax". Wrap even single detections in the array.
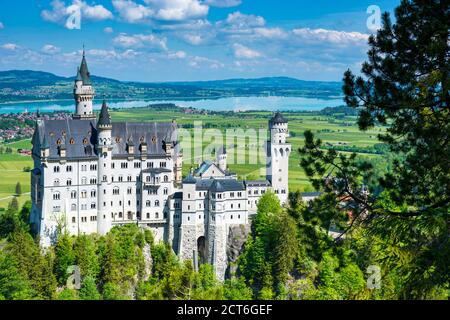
[
  {"xmin": 68, "ymin": 212, "xmax": 168, "ymax": 223},
  {"xmin": 53, "ymin": 161, "xmax": 168, "ymax": 173},
  {"xmin": 248, "ymin": 189, "xmax": 266, "ymax": 196},
  {"xmin": 53, "ymin": 174, "xmax": 171, "ymax": 186},
  {"xmin": 54, "ymin": 165, "xmax": 94, "ymax": 173},
  {"xmin": 53, "ymin": 178, "xmax": 97, "ymax": 186},
  {"xmin": 211, "ymin": 191, "xmax": 243, "ymax": 200},
  {"xmin": 112, "ymin": 161, "xmax": 167, "ymax": 169},
  {"xmin": 186, "ymin": 214, "xmax": 241, "ymax": 222},
  {"xmin": 54, "ymin": 187, "xmax": 168, "ymax": 200}
]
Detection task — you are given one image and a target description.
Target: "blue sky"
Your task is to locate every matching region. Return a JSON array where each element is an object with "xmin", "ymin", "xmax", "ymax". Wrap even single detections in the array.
[{"xmin": 0, "ymin": 0, "xmax": 399, "ymax": 82}]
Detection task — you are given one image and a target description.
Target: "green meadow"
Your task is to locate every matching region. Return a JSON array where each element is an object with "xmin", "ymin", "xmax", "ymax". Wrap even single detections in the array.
[
  {"xmin": 0, "ymin": 141, "xmax": 33, "ymax": 209},
  {"xmin": 0, "ymin": 107, "xmax": 383, "ymax": 209}
]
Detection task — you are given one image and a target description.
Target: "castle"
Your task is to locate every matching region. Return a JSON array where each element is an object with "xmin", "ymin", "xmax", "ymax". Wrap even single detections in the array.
[{"xmin": 30, "ymin": 52, "xmax": 292, "ymax": 280}]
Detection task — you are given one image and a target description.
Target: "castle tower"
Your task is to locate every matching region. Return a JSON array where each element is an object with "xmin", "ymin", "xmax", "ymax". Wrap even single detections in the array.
[
  {"xmin": 267, "ymin": 112, "xmax": 291, "ymax": 205},
  {"xmin": 96, "ymin": 100, "xmax": 113, "ymax": 235},
  {"xmin": 178, "ymin": 173, "xmax": 198, "ymax": 262},
  {"xmin": 73, "ymin": 50, "xmax": 96, "ymax": 120},
  {"xmin": 216, "ymin": 146, "xmax": 227, "ymax": 172}
]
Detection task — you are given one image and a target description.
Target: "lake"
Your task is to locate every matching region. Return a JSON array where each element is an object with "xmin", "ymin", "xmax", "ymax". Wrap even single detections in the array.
[{"xmin": 0, "ymin": 96, "xmax": 344, "ymax": 114}]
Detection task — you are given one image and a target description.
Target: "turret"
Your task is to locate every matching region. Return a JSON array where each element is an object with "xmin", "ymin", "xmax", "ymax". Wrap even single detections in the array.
[
  {"xmin": 216, "ymin": 146, "xmax": 227, "ymax": 172},
  {"xmin": 73, "ymin": 50, "xmax": 95, "ymax": 120},
  {"xmin": 96, "ymin": 100, "xmax": 113, "ymax": 235},
  {"xmin": 267, "ymin": 112, "xmax": 291, "ymax": 205}
]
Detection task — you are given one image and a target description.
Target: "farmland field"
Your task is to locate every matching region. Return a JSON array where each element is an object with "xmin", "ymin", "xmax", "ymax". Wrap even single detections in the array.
[{"xmin": 0, "ymin": 107, "xmax": 383, "ymax": 209}]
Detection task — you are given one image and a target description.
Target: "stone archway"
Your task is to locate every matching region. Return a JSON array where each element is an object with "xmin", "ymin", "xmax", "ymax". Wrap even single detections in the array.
[{"xmin": 197, "ymin": 236, "xmax": 207, "ymax": 265}]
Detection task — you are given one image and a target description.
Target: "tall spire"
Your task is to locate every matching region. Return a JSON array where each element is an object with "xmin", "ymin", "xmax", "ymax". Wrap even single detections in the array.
[
  {"xmin": 98, "ymin": 100, "xmax": 112, "ymax": 128},
  {"xmin": 79, "ymin": 47, "xmax": 91, "ymax": 85}
]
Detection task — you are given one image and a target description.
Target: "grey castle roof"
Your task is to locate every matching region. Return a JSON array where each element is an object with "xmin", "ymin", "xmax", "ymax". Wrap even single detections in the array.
[
  {"xmin": 182, "ymin": 173, "xmax": 197, "ymax": 184},
  {"xmin": 98, "ymin": 100, "xmax": 112, "ymax": 127},
  {"xmin": 79, "ymin": 52, "xmax": 91, "ymax": 85},
  {"xmin": 210, "ymin": 179, "xmax": 245, "ymax": 192},
  {"xmin": 245, "ymin": 180, "xmax": 271, "ymax": 187},
  {"xmin": 33, "ymin": 119, "xmax": 178, "ymax": 160},
  {"xmin": 142, "ymin": 168, "xmax": 172, "ymax": 174},
  {"xmin": 193, "ymin": 160, "xmax": 234, "ymax": 177},
  {"xmin": 195, "ymin": 178, "xmax": 214, "ymax": 190},
  {"xmin": 270, "ymin": 112, "xmax": 288, "ymax": 124}
]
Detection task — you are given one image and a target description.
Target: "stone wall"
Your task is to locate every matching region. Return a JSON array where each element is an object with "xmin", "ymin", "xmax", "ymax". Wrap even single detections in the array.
[{"xmin": 226, "ymin": 224, "xmax": 251, "ymax": 278}]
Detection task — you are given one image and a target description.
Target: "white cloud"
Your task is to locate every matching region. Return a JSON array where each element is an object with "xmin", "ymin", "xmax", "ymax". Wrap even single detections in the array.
[
  {"xmin": 168, "ymin": 50, "xmax": 187, "ymax": 59},
  {"xmin": 41, "ymin": 44, "xmax": 61, "ymax": 54},
  {"xmin": 292, "ymin": 28, "xmax": 369, "ymax": 45},
  {"xmin": 144, "ymin": 0, "xmax": 209, "ymax": 21},
  {"xmin": 80, "ymin": 2, "xmax": 113, "ymax": 20},
  {"xmin": 254, "ymin": 27, "xmax": 287, "ymax": 39},
  {"xmin": 112, "ymin": 0, "xmax": 209, "ymax": 23},
  {"xmin": 86, "ymin": 49, "xmax": 139, "ymax": 60},
  {"xmin": 1, "ymin": 43, "xmax": 20, "ymax": 50},
  {"xmin": 113, "ymin": 33, "xmax": 168, "ymax": 51},
  {"xmin": 233, "ymin": 43, "xmax": 261, "ymax": 59},
  {"xmin": 224, "ymin": 11, "xmax": 265, "ymax": 28},
  {"xmin": 181, "ymin": 33, "xmax": 203, "ymax": 45},
  {"xmin": 112, "ymin": 0, "xmax": 153, "ymax": 23},
  {"xmin": 104, "ymin": 27, "xmax": 114, "ymax": 33},
  {"xmin": 188, "ymin": 55, "xmax": 224, "ymax": 69},
  {"xmin": 0, "ymin": 22, "xmax": 4, "ymax": 29},
  {"xmin": 204, "ymin": 0, "xmax": 241, "ymax": 8},
  {"xmin": 41, "ymin": 0, "xmax": 112, "ymax": 27},
  {"xmin": 41, "ymin": 0, "xmax": 67, "ymax": 23}
]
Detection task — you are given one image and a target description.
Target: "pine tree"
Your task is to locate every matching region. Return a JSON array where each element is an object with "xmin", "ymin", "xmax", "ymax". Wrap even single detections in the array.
[
  {"xmin": 15, "ymin": 182, "xmax": 22, "ymax": 196},
  {"xmin": 79, "ymin": 276, "xmax": 101, "ymax": 300},
  {"xmin": 54, "ymin": 234, "xmax": 75, "ymax": 286},
  {"xmin": 299, "ymin": 0, "xmax": 450, "ymax": 297}
]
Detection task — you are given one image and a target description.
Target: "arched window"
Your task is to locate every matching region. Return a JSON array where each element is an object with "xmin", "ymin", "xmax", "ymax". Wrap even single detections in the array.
[
  {"xmin": 53, "ymin": 192, "xmax": 60, "ymax": 200},
  {"xmin": 54, "ymin": 166, "xmax": 60, "ymax": 173},
  {"xmin": 155, "ymin": 200, "xmax": 160, "ymax": 207},
  {"xmin": 54, "ymin": 179, "xmax": 60, "ymax": 186},
  {"xmin": 113, "ymin": 187, "xmax": 120, "ymax": 195},
  {"xmin": 163, "ymin": 188, "xmax": 168, "ymax": 195},
  {"xmin": 71, "ymin": 191, "xmax": 77, "ymax": 199},
  {"xmin": 66, "ymin": 179, "xmax": 72, "ymax": 186},
  {"xmin": 91, "ymin": 203, "xmax": 96, "ymax": 209},
  {"xmin": 155, "ymin": 212, "xmax": 159, "ymax": 219},
  {"xmin": 71, "ymin": 204, "xmax": 77, "ymax": 211},
  {"xmin": 164, "ymin": 175, "xmax": 169, "ymax": 182},
  {"xmin": 81, "ymin": 177, "xmax": 87, "ymax": 185},
  {"xmin": 146, "ymin": 200, "xmax": 151, "ymax": 207},
  {"xmin": 102, "ymin": 175, "xmax": 107, "ymax": 182}
]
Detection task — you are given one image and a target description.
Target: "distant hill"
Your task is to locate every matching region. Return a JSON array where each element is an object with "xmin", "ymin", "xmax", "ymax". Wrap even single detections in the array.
[{"xmin": 0, "ymin": 70, "xmax": 342, "ymax": 102}]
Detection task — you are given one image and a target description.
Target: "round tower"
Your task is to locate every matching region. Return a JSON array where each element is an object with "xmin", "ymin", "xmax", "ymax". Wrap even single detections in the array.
[
  {"xmin": 216, "ymin": 145, "xmax": 227, "ymax": 172},
  {"xmin": 73, "ymin": 50, "xmax": 95, "ymax": 119},
  {"xmin": 97, "ymin": 100, "xmax": 113, "ymax": 235},
  {"xmin": 267, "ymin": 112, "xmax": 291, "ymax": 205}
]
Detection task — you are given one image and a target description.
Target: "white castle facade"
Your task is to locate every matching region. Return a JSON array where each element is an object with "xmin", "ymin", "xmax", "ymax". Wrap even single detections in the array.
[{"xmin": 30, "ymin": 53, "xmax": 293, "ymax": 280}]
